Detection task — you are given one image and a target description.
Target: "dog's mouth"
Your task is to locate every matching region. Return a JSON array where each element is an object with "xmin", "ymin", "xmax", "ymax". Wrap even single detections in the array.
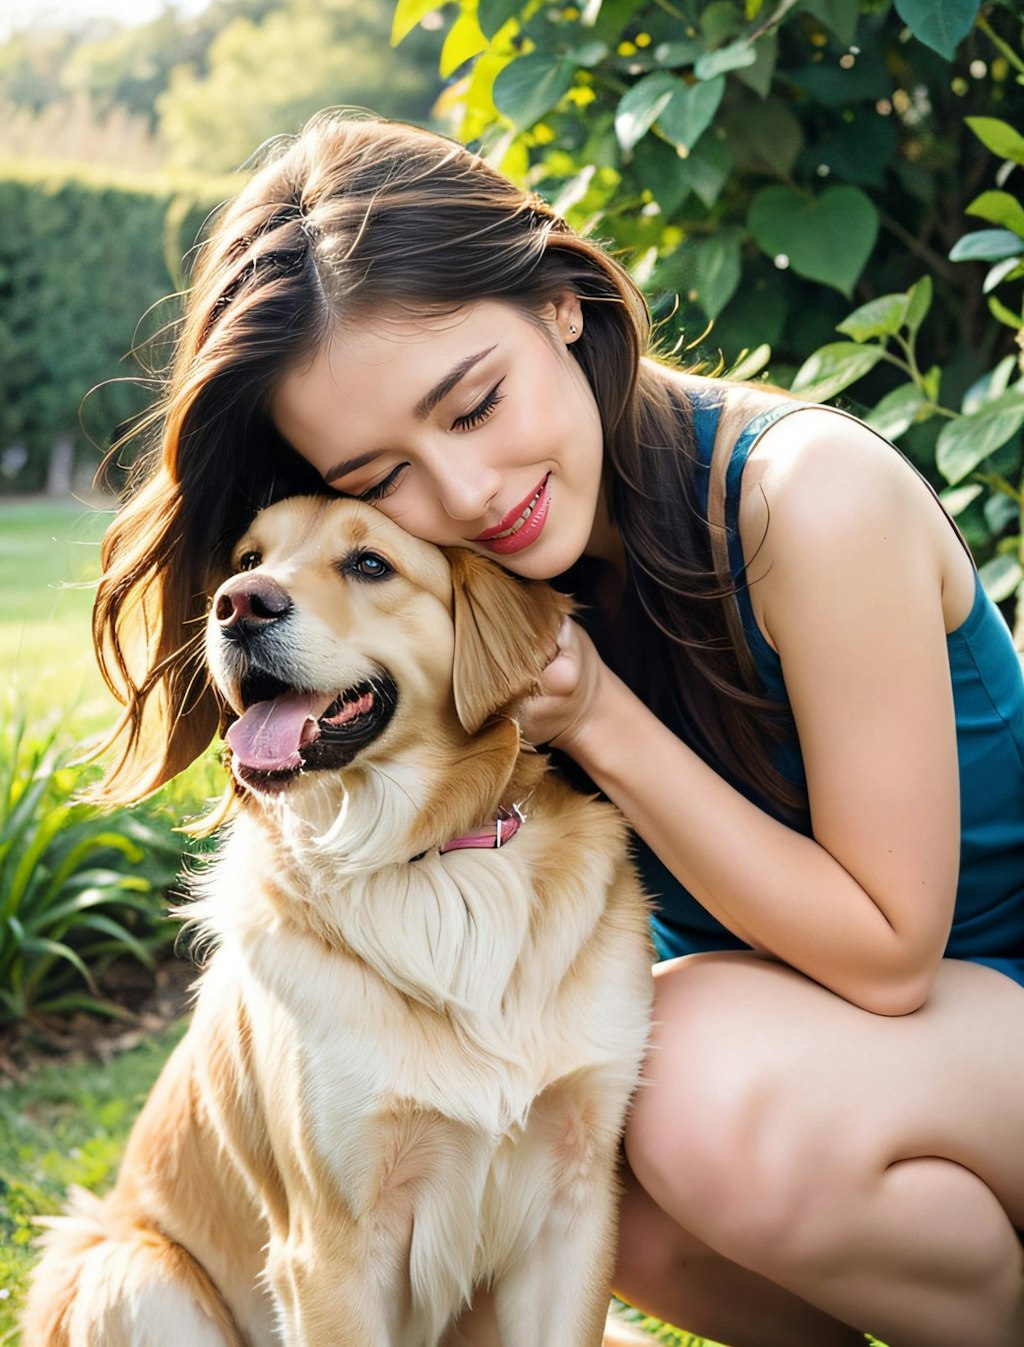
[{"xmin": 224, "ymin": 667, "xmax": 399, "ymax": 794}]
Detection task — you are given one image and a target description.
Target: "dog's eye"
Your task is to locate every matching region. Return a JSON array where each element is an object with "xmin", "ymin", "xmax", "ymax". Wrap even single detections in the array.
[
  {"xmin": 347, "ymin": 551, "xmax": 392, "ymax": 580},
  {"xmin": 238, "ymin": 551, "xmax": 261, "ymax": 572}
]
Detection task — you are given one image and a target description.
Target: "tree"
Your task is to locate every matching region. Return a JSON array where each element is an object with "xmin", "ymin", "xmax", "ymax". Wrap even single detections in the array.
[{"xmin": 158, "ymin": 0, "xmax": 444, "ymax": 172}]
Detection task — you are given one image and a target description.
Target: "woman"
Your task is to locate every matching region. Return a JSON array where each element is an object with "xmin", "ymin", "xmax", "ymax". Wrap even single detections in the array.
[{"xmin": 94, "ymin": 113, "xmax": 1024, "ymax": 1347}]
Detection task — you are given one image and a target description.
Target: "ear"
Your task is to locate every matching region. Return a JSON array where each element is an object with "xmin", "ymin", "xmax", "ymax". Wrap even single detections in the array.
[
  {"xmin": 543, "ymin": 289, "xmax": 584, "ymax": 345},
  {"xmin": 445, "ymin": 547, "xmax": 574, "ymax": 735}
]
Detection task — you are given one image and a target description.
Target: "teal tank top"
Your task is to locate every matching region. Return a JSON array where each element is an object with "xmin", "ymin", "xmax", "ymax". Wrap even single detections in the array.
[{"xmin": 643, "ymin": 398, "xmax": 1024, "ymax": 990}]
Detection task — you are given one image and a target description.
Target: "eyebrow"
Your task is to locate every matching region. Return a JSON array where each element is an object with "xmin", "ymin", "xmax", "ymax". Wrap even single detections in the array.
[{"xmin": 323, "ymin": 344, "xmax": 497, "ymax": 485}]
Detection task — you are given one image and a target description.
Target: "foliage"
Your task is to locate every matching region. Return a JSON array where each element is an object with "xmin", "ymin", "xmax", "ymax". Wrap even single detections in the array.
[
  {"xmin": 0, "ymin": 700, "xmax": 183, "ymax": 1026},
  {"xmin": 0, "ymin": 158, "xmax": 230, "ymax": 493},
  {"xmin": 788, "ymin": 104, "xmax": 1024, "ymax": 628},
  {"xmin": 397, "ymin": 0, "xmax": 1019, "ymax": 376}
]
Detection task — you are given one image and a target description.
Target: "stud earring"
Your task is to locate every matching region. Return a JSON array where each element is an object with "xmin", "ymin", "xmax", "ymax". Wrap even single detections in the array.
[{"xmin": 569, "ymin": 324, "xmax": 578, "ymax": 336}]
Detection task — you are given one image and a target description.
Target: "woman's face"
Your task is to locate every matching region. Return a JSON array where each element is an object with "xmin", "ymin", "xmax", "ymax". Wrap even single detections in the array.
[{"xmin": 270, "ymin": 296, "xmax": 613, "ymax": 580}]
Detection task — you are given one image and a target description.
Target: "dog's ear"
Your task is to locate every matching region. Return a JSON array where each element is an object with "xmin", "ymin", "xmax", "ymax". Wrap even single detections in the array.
[{"xmin": 445, "ymin": 548, "xmax": 573, "ymax": 735}]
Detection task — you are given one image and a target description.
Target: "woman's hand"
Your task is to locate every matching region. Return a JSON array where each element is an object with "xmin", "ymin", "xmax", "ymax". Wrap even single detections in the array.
[{"xmin": 515, "ymin": 616, "xmax": 606, "ymax": 751}]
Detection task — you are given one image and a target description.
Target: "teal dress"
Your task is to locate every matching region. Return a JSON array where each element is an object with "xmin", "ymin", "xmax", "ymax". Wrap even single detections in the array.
[{"xmin": 641, "ymin": 398, "xmax": 1024, "ymax": 991}]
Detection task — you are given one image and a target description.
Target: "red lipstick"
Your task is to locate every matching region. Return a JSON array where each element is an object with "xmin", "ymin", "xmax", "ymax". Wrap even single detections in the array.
[{"xmin": 471, "ymin": 475, "xmax": 551, "ymax": 556}]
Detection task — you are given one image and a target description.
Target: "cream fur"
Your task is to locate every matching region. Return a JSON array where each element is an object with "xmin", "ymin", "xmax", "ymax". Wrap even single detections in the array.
[{"xmin": 23, "ymin": 497, "xmax": 652, "ymax": 1347}]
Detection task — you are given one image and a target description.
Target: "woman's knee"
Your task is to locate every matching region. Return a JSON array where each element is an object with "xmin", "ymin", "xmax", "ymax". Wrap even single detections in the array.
[{"xmin": 625, "ymin": 955, "xmax": 841, "ymax": 1271}]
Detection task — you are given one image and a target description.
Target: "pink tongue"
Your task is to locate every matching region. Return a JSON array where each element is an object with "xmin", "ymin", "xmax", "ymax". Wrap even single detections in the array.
[{"xmin": 226, "ymin": 691, "xmax": 335, "ymax": 772}]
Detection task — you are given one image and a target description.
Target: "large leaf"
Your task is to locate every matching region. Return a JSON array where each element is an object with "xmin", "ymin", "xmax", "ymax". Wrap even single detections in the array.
[
  {"xmin": 864, "ymin": 383, "xmax": 928, "ymax": 441},
  {"xmin": 965, "ymin": 117, "xmax": 1024, "ymax": 167},
  {"xmin": 692, "ymin": 229, "xmax": 743, "ymax": 320},
  {"xmin": 391, "ymin": 0, "xmax": 455, "ymax": 44},
  {"xmin": 979, "ymin": 554, "xmax": 1024, "ymax": 605},
  {"xmin": 949, "ymin": 229, "xmax": 1024, "ymax": 263},
  {"xmin": 478, "ymin": 0, "xmax": 525, "ymax": 39},
  {"xmin": 493, "ymin": 52, "xmax": 577, "ymax": 129},
  {"xmin": 747, "ymin": 185, "xmax": 879, "ymax": 297},
  {"xmin": 935, "ymin": 392, "xmax": 1024, "ymax": 484},
  {"xmin": 657, "ymin": 75, "xmax": 726, "ymax": 154},
  {"xmin": 614, "ymin": 72, "xmax": 680, "ymax": 151},
  {"xmin": 440, "ymin": 11, "xmax": 489, "ymax": 78},
  {"xmin": 694, "ymin": 39, "xmax": 758, "ymax": 81},
  {"xmin": 894, "ymin": 0, "xmax": 980, "ymax": 59},
  {"xmin": 966, "ymin": 191, "xmax": 1024, "ymax": 240},
  {"xmin": 836, "ymin": 292, "xmax": 910, "ymax": 343},
  {"xmin": 790, "ymin": 343, "xmax": 885, "ymax": 402},
  {"xmin": 798, "ymin": 0, "xmax": 860, "ymax": 45}
]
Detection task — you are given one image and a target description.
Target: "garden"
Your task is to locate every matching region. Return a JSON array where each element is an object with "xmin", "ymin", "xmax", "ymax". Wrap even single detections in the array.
[{"xmin": 0, "ymin": 0, "xmax": 1021, "ymax": 1341}]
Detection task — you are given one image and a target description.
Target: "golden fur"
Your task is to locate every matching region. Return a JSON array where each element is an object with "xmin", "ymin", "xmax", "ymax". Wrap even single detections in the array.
[{"xmin": 24, "ymin": 497, "xmax": 652, "ymax": 1347}]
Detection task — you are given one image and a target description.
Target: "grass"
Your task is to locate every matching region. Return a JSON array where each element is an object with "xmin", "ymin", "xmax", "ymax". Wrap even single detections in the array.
[
  {"xmin": 0, "ymin": 496, "xmax": 116, "ymax": 727},
  {"xmin": 0, "ymin": 1019, "xmax": 188, "ymax": 1342}
]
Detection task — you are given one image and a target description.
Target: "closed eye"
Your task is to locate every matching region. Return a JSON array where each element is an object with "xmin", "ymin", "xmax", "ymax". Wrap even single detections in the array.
[
  {"xmin": 452, "ymin": 381, "xmax": 504, "ymax": 431},
  {"xmin": 358, "ymin": 466, "xmax": 407, "ymax": 503}
]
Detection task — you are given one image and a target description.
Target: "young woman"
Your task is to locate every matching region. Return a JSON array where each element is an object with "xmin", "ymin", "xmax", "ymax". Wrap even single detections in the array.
[{"xmin": 94, "ymin": 114, "xmax": 1024, "ymax": 1347}]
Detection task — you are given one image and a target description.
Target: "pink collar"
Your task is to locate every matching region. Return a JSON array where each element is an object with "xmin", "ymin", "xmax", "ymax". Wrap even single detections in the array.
[{"xmin": 439, "ymin": 803, "xmax": 525, "ymax": 854}]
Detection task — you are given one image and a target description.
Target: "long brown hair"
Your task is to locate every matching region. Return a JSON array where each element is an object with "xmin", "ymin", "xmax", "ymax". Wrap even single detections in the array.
[{"xmin": 92, "ymin": 111, "xmax": 796, "ymax": 812}]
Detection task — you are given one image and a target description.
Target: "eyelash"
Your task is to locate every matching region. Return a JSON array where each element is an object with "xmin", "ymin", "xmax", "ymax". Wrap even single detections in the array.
[
  {"xmin": 452, "ymin": 381, "xmax": 504, "ymax": 431},
  {"xmin": 357, "ymin": 381, "xmax": 505, "ymax": 502}
]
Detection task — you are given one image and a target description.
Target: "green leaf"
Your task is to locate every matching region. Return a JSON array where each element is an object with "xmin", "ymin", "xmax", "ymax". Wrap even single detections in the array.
[
  {"xmin": 966, "ymin": 191, "xmax": 1024, "ymax": 240},
  {"xmin": 989, "ymin": 294, "xmax": 1024, "ymax": 331},
  {"xmin": 391, "ymin": 0, "xmax": 455, "ymax": 45},
  {"xmin": 985, "ymin": 256, "xmax": 1024, "ymax": 294},
  {"xmin": 478, "ymin": 0, "xmax": 524, "ymax": 39},
  {"xmin": 864, "ymin": 383, "xmax": 928, "ymax": 440},
  {"xmin": 790, "ymin": 343, "xmax": 885, "ymax": 402},
  {"xmin": 836, "ymin": 292, "xmax": 910, "ymax": 343},
  {"xmin": 651, "ymin": 38, "xmax": 702, "ymax": 68},
  {"xmin": 692, "ymin": 229, "xmax": 743, "ymax": 319},
  {"xmin": 962, "ymin": 356, "xmax": 1017, "ymax": 415},
  {"xmin": 727, "ymin": 97, "xmax": 803, "ymax": 178},
  {"xmin": 735, "ymin": 31, "xmax": 777, "ymax": 97},
  {"xmin": 676, "ymin": 133, "xmax": 733, "ymax": 209},
  {"xmin": 949, "ymin": 229, "xmax": 1024, "ymax": 263},
  {"xmin": 905, "ymin": 275, "xmax": 932, "ymax": 336},
  {"xmin": 614, "ymin": 72, "xmax": 679, "ymax": 151},
  {"xmin": 939, "ymin": 482, "xmax": 984, "ymax": 517},
  {"xmin": 965, "ymin": 117, "xmax": 1024, "ymax": 167},
  {"xmin": 440, "ymin": 10, "xmax": 488, "ymax": 78},
  {"xmin": 978, "ymin": 554, "xmax": 1024, "ymax": 605},
  {"xmin": 799, "ymin": 0, "xmax": 860, "ymax": 45},
  {"xmin": 935, "ymin": 392, "xmax": 1024, "ymax": 484},
  {"xmin": 694, "ymin": 39, "xmax": 758, "ymax": 81},
  {"xmin": 747, "ymin": 185, "xmax": 879, "ymax": 297},
  {"xmin": 657, "ymin": 75, "xmax": 726, "ymax": 154},
  {"xmin": 723, "ymin": 344, "xmax": 772, "ymax": 381},
  {"xmin": 893, "ymin": 0, "xmax": 980, "ymax": 60},
  {"xmin": 493, "ymin": 52, "xmax": 577, "ymax": 129}
]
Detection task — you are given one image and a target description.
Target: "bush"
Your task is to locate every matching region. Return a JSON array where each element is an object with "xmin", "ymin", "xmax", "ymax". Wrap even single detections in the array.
[
  {"xmin": 0, "ymin": 159, "xmax": 230, "ymax": 493},
  {"xmin": 0, "ymin": 698, "xmax": 184, "ymax": 1024}
]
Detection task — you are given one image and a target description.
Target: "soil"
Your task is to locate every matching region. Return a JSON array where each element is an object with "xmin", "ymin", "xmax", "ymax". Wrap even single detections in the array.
[{"xmin": 0, "ymin": 953, "xmax": 197, "ymax": 1083}]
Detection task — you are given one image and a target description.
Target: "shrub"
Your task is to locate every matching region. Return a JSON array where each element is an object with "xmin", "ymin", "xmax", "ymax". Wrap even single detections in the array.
[{"xmin": 0, "ymin": 698, "xmax": 184, "ymax": 1025}]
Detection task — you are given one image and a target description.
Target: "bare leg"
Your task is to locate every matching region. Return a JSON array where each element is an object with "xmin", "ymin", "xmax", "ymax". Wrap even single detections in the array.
[{"xmin": 620, "ymin": 954, "xmax": 1024, "ymax": 1347}]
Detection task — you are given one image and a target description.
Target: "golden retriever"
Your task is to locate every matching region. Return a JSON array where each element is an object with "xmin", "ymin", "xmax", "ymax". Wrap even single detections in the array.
[{"xmin": 23, "ymin": 496, "xmax": 652, "ymax": 1347}]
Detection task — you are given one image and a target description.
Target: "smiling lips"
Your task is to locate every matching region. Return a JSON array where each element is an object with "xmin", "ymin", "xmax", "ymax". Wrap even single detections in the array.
[{"xmin": 471, "ymin": 474, "xmax": 551, "ymax": 556}]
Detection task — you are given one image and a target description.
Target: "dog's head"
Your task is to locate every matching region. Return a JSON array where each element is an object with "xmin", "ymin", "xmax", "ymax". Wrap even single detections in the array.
[{"xmin": 205, "ymin": 496, "xmax": 570, "ymax": 819}]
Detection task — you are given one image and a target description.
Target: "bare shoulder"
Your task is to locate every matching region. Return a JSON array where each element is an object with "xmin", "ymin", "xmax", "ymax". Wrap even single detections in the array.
[{"xmin": 733, "ymin": 402, "xmax": 976, "ymax": 638}]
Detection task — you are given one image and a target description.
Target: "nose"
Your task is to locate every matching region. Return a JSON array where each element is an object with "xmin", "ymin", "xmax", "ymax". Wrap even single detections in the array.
[
  {"xmin": 431, "ymin": 453, "xmax": 502, "ymax": 523},
  {"xmin": 214, "ymin": 573, "xmax": 292, "ymax": 635}
]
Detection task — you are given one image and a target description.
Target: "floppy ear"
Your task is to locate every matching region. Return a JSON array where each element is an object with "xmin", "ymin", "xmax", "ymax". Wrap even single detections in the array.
[{"xmin": 445, "ymin": 547, "xmax": 574, "ymax": 735}]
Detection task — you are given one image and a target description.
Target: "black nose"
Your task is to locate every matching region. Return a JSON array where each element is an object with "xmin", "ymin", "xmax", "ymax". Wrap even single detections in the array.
[{"xmin": 214, "ymin": 574, "xmax": 292, "ymax": 635}]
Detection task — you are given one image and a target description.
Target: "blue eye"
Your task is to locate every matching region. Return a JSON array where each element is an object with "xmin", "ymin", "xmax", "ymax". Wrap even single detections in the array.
[{"xmin": 345, "ymin": 550, "xmax": 393, "ymax": 579}]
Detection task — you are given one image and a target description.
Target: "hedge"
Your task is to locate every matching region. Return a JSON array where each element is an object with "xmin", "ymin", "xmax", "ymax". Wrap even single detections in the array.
[{"xmin": 0, "ymin": 159, "xmax": 234, "ymax": 493}]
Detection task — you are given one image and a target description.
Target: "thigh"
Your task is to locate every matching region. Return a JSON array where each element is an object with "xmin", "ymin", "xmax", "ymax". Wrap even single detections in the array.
[{"xmin": 635, "ymin": 952, "xmax": 1024, "ymax": 1225}]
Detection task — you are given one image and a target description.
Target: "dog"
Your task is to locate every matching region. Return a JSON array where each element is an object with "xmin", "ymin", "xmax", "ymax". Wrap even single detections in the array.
[{"xmin": 23, "ymin": 495, "xmax": 653, "ymax": 1347}]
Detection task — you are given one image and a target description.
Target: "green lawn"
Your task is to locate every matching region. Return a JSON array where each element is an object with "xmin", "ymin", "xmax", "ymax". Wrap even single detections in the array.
[{"xmin": 0, "ymin": 496, "xmax": 117, "ymax": 728}]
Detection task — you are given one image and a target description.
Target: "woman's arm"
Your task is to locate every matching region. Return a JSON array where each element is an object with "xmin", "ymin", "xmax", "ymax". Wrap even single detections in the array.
[{"xmin": 524, "ymin": 413, "xmax": 962, "ymax": 1015}]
